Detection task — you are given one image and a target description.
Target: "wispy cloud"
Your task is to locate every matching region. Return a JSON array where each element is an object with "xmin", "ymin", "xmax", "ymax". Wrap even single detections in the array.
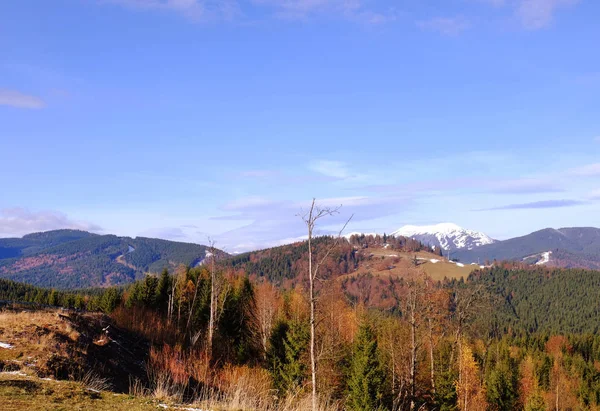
[
  {"xmin": 212, "ymin": 195, "xmax": 410, "ymax": 252},
  {"xmin": 251, "ymin": 0, "xmax": 359, "ymax": 19},
  {"xmin": 516, "ymin": 0, "xmax": 579, "ymax": 30},
  {"xmin": 104, "ymin": 0, "xmax": 395, "ymax": 24},
  {"xmin": 360, "ymin": 176, "xmax": 563, "ymax": 195},
  {"xmin": 102, "ymin": 0, "xmax": 239, "ymax": 21},
  {"xmin": 416, "ymin": 16, "xmax": 470, "ymax": 36},
  {"xmin": 308, "ymin": 160, "xmax": 352, "ymax": 179},
  {"xmin": 138, "ymin": 227, "xmax": 187, "ymax": 240},
  {"xmin": 589, "ymin": 190, "xmax": 600, "ymax": 200},
  {"xmin": 238, "ymin": 169, "xmax": 277, "ymax": 178},
  {"xmin": 0, "ymin": 208, "xmax": 102, "ymax": 238},
  {"xmin": 221, "ymin": 195, "xmax": 279, "ymax": 211},
  {"xmin": 569, "ymin": 163, "xmax": 600, "ymax": 177},
  {"xmin": 488, "ymin": 178, "xmax": 564, "ymax": 194},
  {"xmin": 479, "ymin": 199, "xmax": 586, "ymax": 211},
  {"xmin": 0, "ymin": 89, "xmax": 45, "ymax": 109}
]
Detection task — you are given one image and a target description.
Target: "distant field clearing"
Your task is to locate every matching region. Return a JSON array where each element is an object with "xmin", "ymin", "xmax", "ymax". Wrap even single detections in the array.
[{"xmin": 349, "ymin": 248, "xmax": 479, "ymax": 281}]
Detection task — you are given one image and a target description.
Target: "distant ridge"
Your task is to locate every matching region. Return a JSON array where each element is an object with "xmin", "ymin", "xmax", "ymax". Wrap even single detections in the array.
[
  {"xmin": 455, "ymin": 227, "xmax": 600, "ymax": 269},
  {"xmin": 391, "ymin": 223, "xmax": 496, "ymax": 251},
  {"xmin": 0, "ymin": 230, "xmax": 225, "ymax": 289}
]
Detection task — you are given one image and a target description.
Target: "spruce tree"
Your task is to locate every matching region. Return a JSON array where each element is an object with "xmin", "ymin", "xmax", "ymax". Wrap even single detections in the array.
[
  {"xmin": 346, "ymin": 324, "xmax": 386, "ymax": 411},
  {"xmin": 524, "ymin": 391, "xmax": 546, "ymax": 411},
  {"xmin": 268, "ymin": 320, "xmax": 309, "ymax": 395},
  {"xmin": 155, "ymin": 268, "xmax": 171, "ymax": 313}
]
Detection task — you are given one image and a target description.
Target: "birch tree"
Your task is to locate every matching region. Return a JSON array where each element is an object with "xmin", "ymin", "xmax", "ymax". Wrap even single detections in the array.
[{"xmin": 299, "ymin": 198, "xmax": 351, "ymax": 411}]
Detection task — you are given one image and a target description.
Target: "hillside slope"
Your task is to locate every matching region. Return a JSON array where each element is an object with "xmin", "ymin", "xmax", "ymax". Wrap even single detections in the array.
[
  {"xmin": 455, "ymin": 227, "xmax": 600, "ymax": 269},
  {"xmin": 0, "ymin": 230, "xmax": 220, "ymax": 289}
]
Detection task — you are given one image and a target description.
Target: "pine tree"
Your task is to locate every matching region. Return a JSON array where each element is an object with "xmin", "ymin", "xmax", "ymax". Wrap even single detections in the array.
[
  {"xmin": 346, "ymin": 324, "xmax": 386, "ymax": 411},
  {"xmin": 524, "ymin": 391, "xmax": 546, "ymax": 411},
  {"xmin": 155, "ymin": 268, "xmax": 171, "ymax": 313},
  {"xmin": 48, "ymin": 289, "xmax": 57, "ymax": 306},
  {"xmin": 268, "ymin": 320, "xmax": 309, "ymax": 395}
]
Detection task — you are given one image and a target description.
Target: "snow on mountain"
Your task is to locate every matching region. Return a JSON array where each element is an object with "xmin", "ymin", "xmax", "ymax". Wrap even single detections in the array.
[
  {"xmin": 535, "ymin": 251, "xmax": 552, "ymax": 265},
  {"xmin": 391, "ymin": 223, "xmax": 495, "ymax": 251}
]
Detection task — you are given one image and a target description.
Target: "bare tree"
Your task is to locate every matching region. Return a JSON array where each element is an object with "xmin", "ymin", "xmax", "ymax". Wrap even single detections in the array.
[
  {"xmin": 254, "ymin": 282, "xmax": 280, "ymax": 360},
  {"xmin": 405, "ymin": 275, "xmax": 424, "ymax": 411},
  {"xmin": 207, "ymin": 239, "xmax": 218, "ymax": 358},
  {"xmin": 449, "ymin": 284, "xmax": 485, "ymax": 372},
  {"xmin": 299, "ymin": 198, "xmax": 352, "ymax": 411}
]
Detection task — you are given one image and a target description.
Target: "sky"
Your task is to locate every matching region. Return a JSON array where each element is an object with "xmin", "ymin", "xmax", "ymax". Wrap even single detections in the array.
[{"xmin": 1, "ymin": 0, "xmax": 599, "ymax": 253}]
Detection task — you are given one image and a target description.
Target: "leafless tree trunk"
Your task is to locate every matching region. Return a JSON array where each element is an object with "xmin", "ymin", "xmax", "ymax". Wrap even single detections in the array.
[
  {"xmin": 408, "ymin": 286, "xmax": 418, "ymax": 411},
  {"xmin": 449, "ymin": 285, "xmax": 484, "ymax": 370},
  {"xmin": 207, "ymin": 240, "xmax": 217, "ymax": 358},
  {"xmin": 255, "ymin": 283, "xmax": 279, "ymax": 360},
  {"xmin": 186, "ymin": 272, "xmax": 200, "ymax": 339},
  {"xmin": 428, "ymin": 318, "xmax": 436, "ymax": 396},
  {"xmin": 167, "ymin": 279, "xmax": 174, "ymax": 324},
  {"xmin": 299, "ymin": 198, "xmax": 351, "ymax": 411}
]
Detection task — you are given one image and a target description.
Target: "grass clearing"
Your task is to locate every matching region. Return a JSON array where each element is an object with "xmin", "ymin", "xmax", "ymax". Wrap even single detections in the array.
[
  {"xmin": 346, "ymin": 248, "xmax": 477, "ymax": 281},
  {"xmin": 0, "ymin": 372, "xmax": 163, "ymax": 411}
]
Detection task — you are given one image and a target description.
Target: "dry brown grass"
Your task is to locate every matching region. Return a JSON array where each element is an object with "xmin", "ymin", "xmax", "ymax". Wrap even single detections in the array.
[
  {"xmin": 146, "ymin": 344, "xmax": 342, "ymax": 410},
  {"xmin": 0, "ymin": 310, "xmax": 77, "ymax": 363},
  {"xmin": 111, "ymin": 306, "xmax": 179, "ymax": 344},
  {"xmin": 344, "ymin": 249, "xmax": 476, "ymax": 281},
  {"xmin": 0, "ymin": 372, "xmax": 164, "ymax": 411}
]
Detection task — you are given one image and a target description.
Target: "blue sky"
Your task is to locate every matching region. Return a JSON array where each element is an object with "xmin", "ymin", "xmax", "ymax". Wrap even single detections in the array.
[{"xmin": 1, "ymin": 0, "xmax": 599, "ymax": 252}]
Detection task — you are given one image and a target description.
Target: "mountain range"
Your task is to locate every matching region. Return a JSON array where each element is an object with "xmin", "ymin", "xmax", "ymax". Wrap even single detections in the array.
[
  {"xmin": 455, "ymin": 227, "xmax": 600, "ymax": 269},
  {"xmin": 391, "ymin": 223, "xmax": 496, "ymax": 251},
  {"xmin": 0, "ymin": 230, "xmax": 219, "ymax": 289},
  {"xmin": 2, "ymin": 223, "xmax": 600, "ymax": 289},
  {"xmin": 386, "ymin": 223, "xmax": 600, "ymax": 270}
]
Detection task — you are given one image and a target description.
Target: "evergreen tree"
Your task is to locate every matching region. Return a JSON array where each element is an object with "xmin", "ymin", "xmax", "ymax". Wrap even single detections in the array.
[
  {"xmin": 346, "ymin": 324, "xmax": 386, "ymax": 411},
  {"xmin": 524, "ymin": 391, "xmax": 546, "ymax": 411},
  {"xmin": 435, "ymin": 370, "xmax": 458, "ymax": 411},
  {"xmin": 486, "ymin": 366, "xmax": 519, "ymax": 411},
  {"xmin": 268, "ymin": 320, "xmax": 309, "ymax": 395},
  {"xmin": 98, "ymin": 287, "xmax": 121, "ymax": 313},
  {"xmin": 155, "ymin": 268, "xmax": 171, "ymax": 313},
  {"xmin": 48, "ymin": 289, "xmax": 57, "ymax": 306}
]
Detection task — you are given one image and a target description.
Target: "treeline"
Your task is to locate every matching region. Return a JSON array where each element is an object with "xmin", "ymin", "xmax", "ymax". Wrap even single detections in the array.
[
  {"xmin": 346, "ymin": 233, "xmax": 439, "ymax": 255},
  {"xmin": 0, "ymin": 277, "xmax": 121, "ymax": 313}
]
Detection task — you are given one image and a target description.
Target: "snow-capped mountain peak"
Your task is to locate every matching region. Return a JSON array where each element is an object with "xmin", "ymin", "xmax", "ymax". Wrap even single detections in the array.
[{"xmin": 391, "ymin": 223, "xmax": 495, "ymax": 251}]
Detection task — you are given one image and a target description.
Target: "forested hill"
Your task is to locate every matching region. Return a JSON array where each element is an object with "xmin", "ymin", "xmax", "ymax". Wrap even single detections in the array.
[
  {"xmin": 0, "ymin": 230, "xmax": 223, "ymax": 289},
  {"xmin": 468, "ymin": 265, "xmax": 600, "ymax": 335},
  {"xmin": 222, "ymin": 233, "xmax": 437, "ymax": 285}
]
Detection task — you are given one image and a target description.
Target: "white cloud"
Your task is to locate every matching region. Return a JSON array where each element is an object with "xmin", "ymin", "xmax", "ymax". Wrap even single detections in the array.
[
  {"xmin": 416, "ymin": 17, "xmax": 470, "ymax": 36},
  {"xmin": 102, "ymin": 0, "xmax": 239, "ymax": 21},
  {"xmin": 221, "ymin": 195, "xmax": 278, "ymax": 211},
  {"xmin": 569, "ymin": 163, "xmax": 600, "ymax": 177},
  {"xmin": 105, "ymin": 0, "xmax": 394, "ymax": 24},
  {"xmin": 239, "ymin": 169, "xmax": 276, "ymax": 178},
  {"xmin": 516, "ymin": 0, "xmax": 579, "ymax": 30},
  {"xmin": 308, "ymin": 160, "xmax": 351, "ymax": 179},
  {"xmin": 0, "ymin": 208, "xmax": 102, "ymax": 238},
  {"xmin": 212, "ymin": 194, "xmax": 411, "ymax": 252},
  {"xmin": 251, "ymin": 0, "xmax": 360, "ymax": 19},
  {"xmin": 0, "ymin": 89, "xmax": 45, "ymax": 109}
]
